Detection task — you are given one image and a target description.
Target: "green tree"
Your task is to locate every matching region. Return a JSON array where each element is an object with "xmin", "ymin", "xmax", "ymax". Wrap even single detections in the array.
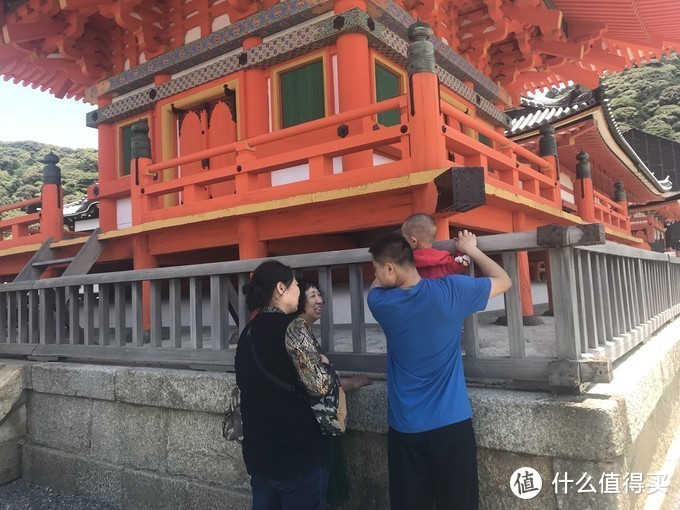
[
  {"xmin": 659, "ymin": 84, "xmax": 680, "ymax": 106},
  {"xmin": 605, "ymin": 53, "xmax": 680, "ymax": 141},
  {"xmin": 0, "ymin": 141, "xmax": 99, "ymax": 212}
]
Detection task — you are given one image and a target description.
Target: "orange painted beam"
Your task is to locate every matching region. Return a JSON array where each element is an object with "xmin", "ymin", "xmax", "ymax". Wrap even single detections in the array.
[
  {"xmin": 2, "ymin": 21, "xmax": 64, "ymax": 43},
  {"xmin": 257, "ymin": 190, "xmax": 414, "ymax": 241}
]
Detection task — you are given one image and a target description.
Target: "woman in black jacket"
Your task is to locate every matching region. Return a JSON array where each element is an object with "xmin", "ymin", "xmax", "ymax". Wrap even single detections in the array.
[{"xmin": 235, "ymin": 260, "xmax": 339, "ymax": 510}]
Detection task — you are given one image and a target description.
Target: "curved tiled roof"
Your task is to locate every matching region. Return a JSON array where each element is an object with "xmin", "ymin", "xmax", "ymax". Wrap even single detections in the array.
[{"xmin": 507, "ymin": 86, "xmax": 673, "ymax": 193}]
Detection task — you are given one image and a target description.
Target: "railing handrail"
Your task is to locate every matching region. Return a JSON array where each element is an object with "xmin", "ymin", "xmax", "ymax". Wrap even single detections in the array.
[
  {"xmin": 440, "ymin": 100, "xmax": 552, "ymax": 170},
  {"xmin": 0, "ymin": 197, "xmax": 41, "ymax": 215},
  {"xmin": 0, "ymin": 212, "xmax": 42, "ymax": 230},
  {"xmin": 0, "ymin": 225, "xmax": 599, "ymax": 292},
  {"xmin": 592, "ymin": 189, "xmax": 624, "ymax": 213},
  {"xmin": 576, "ymin": 240, "xmax": 671, "ymax": 262},
  {"xmin": 146, "ymin": 96, "xmax": 407, "ymax": 174}
]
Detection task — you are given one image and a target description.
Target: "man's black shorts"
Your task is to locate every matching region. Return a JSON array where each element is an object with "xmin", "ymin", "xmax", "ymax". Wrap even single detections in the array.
[{"xmin": 388, "ymin": 418, "xmax": 479, "ymax": 510}]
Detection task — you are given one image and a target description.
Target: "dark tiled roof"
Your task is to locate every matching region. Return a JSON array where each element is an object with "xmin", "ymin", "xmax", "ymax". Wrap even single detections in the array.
[
  {"xmin": 507, "ymin": 86, "xmax": 673, "ymax": 193},
  {"xmin": 507, "ymin": 87, "xmax": 598, "ymax": 135}
]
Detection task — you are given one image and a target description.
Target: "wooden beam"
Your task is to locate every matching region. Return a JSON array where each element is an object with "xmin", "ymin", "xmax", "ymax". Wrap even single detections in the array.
[{"xmin": 2, "ymin": 21, "xmax": 64, "ymax": 43}]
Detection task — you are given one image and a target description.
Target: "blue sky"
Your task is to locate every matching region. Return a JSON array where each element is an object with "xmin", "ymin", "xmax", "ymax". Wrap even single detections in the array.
[{"xmin": 0, "ymin": 80, "xmax": 98, "ymax": 149}]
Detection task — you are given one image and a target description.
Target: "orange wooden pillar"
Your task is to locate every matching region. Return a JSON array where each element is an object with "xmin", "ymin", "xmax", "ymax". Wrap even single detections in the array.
[
  {"xmin": 335, "ymin": 0, "xmax": 373, "ymax": 171},
  {"xmin": 40, "ymin": 152, "xmax": 64, "ymax": 243},
  {"xmin": 97, "ymin": 96, "xmax": 118, "ymax": 233},
  {"xmin": 129, "ymin": 121, "xmax": 158, "ymax": 331},
  {"xmin": 512, "ymin": 211, "xmax": 535, "ymax": 319},
  {"xmin": 242, "ymin": 37, "xmax": 269, "ymax": 138},
  {"xmin": 406, "ymin": 21, "xmax": 446, "ymax": 173},
  {"xmin": 435, "ymin": 216, "xmax": 450, "ymax": 240},
  {"xmin": 238, "ymin": 216, "xmax": 267, "ymax": 260},
  {"xmin": 574, "ymin": 151, "xmax": 596, "ymax": 223},
  {"xmin": 40, "ymin": 153, "xmax": 64, "ymax": 279},
  {"xmin": 241, "ymin": 36, "xmax": 271, "ymax": 190}
]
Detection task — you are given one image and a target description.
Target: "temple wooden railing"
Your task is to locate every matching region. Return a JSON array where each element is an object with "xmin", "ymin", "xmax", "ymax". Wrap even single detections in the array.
[
  {"xmin": 569, "ymin": 241, "xmax": 680, "ymax": 364},
  {"xmin": 136, "ymin": 96, "xmax": 409, "ymax": 221},
  {"xmin": 593, "ymin": 189, "xmax": 630, "ymax": 233},
  {"xmin": 1, "ymin": 224, "xmax": 677, "ymax": 392},
  {"xmin": 440, "ymin": 100, "xmax": 561, "ymax": 209},
  {"xmin": 0, "ymin": 154, "xmax": 65, "ymax": 250},
  {"xmin": 0, "ymin": 198, "xmax": 42, "ymax": 248}
]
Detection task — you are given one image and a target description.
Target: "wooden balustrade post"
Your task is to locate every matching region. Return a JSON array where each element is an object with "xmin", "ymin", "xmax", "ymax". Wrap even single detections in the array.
[
  {"xmin": 130, "ymin": 121, "xmax": 155, "ymax": 226},
  {"xmin": 96, "ymin": 96, "xmax": 118, "ymax": 232},
  {"xmin": 574, "ymin": 151, "xmax": 596, "ymax": 223},
  {"xmin": 614, "ymin": 181, "xmax": 630, "ymax": 233},
  {"xmin": 539, "ymin": 123, "xmax": 561, "ymax": 207},
  {"xmin": 335, "ymin": 0, "xmax": 373, "ymax": 172},
  {"xmin": 129, "ymin": 121, "xmax": 157, "ymax": 333},
  {"xmin": 40, "ymin": 153, "xmax": 64, "ymax": 242},
  {"xmin": 235, "ymin": 142, "xmax": 258, "ymax": 194},
  {"xmin": 545, "ymin": 254, "xmax": 554, "ymax": 315},
  {"xmin": 407, "ymin": 21, "xmax": 446, "ymax": 173}
]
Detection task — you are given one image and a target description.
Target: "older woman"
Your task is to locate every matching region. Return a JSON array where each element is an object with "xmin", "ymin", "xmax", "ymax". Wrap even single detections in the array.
[
  {"xmin": 235, "ymin": 261, "xmax": 342, "ymax": 510},
  {"xmin": 296, "ymin": 279, "xmax": 371, "ymax": 391},
  {"xmin": 296, "ymin": 278, "xmax": 371, "ymax": 506}
]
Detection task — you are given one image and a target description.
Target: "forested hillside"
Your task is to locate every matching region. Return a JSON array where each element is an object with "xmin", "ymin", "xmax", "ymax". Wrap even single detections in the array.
[
  {"xmin": 604, "ymin": 53, "xmax": 680, "ymax": 142},
  {"xmin": 0, "ymin": 141, "xmax": 98, "ymax": 209}
]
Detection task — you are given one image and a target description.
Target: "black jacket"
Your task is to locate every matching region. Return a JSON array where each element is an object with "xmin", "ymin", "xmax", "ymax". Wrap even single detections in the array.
[{"xmin": 235, "ymin": 311, "xmax": 329, "ymax": 480}]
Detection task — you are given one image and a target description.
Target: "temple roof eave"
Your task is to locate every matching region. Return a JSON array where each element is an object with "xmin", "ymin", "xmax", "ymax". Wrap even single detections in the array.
[{"xmin": 509, "ymin": 89, "xmax": 673, "ymax": 199}]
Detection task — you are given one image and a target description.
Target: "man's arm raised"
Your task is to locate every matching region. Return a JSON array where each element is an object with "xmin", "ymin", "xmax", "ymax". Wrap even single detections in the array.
[{"xmin": 455, "ymin": 230, "xmax": 511, "ymax": 298}]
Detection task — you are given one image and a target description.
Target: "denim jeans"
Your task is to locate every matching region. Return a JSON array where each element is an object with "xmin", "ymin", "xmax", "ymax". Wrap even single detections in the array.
[{"xmin": 250, "ymin": 466, "xmax": 330, "ymax": 510}]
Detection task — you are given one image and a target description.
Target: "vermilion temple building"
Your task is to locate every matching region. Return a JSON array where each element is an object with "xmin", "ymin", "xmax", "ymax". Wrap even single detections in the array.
[{"xmin": 0, "ymin": 0, "xmax": 678, "ymax": 321}]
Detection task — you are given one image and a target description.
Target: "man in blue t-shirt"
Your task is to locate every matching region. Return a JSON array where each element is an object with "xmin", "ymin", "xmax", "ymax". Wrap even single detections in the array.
[{"xmin": 367, "ymin": 230, "xmax": 511, "ymax": 510}]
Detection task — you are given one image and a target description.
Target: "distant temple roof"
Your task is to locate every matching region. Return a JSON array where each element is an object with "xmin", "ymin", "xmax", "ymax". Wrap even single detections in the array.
[
  {"xmin": 507, "ymin": 86, "xmax": 598, "ymax": 134},
  {"xmin": 507, "ymin": 86, "xmax": 673, "ymax": 195}
]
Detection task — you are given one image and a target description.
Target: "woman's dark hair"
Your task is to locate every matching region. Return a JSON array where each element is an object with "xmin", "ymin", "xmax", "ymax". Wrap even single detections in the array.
[
  {"xmin": 242, "ymin": 260, "xmax": 295, "ymax": 311},
  {"xmin": 296, "ymin": 278, "xmax": 324, "ymax": 315}
]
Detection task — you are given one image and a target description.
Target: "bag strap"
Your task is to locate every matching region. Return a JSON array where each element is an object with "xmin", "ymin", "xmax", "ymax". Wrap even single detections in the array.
[
  {"xmin": 250, "ymin": 343, "xmax": 301, "ymax": 395},
  {"xmin": 246, "ymin": 323, "xmax": 304, "ymax": 398}
]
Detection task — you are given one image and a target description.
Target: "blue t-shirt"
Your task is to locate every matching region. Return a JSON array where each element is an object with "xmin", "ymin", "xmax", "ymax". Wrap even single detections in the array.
[{"xmin": 368, "ymin": 275, "xmax": 491, "ymax": 433}]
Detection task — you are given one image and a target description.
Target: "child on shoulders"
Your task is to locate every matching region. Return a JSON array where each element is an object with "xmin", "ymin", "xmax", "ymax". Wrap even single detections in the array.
[{"xmin": 401, "ymin": 213, "xmax": 470, "ymax": 278}]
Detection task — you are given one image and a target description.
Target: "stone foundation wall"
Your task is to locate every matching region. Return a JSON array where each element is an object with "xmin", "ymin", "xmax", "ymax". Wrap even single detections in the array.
[
  {"xmin": 0, "ymin": 363, "xmax": 27, "ymax": 486},
  {"xmin": 4, "ymin": 316, "xmax": 680, "ymax": 510}
]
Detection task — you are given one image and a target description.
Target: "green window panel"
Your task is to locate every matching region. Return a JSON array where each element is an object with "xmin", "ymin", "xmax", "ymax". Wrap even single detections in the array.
[
  {"xmin": 280, "ymin": 60, "xmax": 325, "ymax": 128},
  {"xmin": 478, "ymin": 133, "xmax": 493, "ymax": 148},
  {"xmin": 375, "ymin": 63, "xmax": 401, "ymax": 127},
  {"xmin": 120, "ymin": 124, "xmax": 134, "ymax": 176}
]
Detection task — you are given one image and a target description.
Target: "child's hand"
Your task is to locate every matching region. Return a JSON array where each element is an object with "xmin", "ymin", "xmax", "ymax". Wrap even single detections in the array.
[{"xmin": 455, "ymin": 230, "xmax": 478, "ymax": 255}]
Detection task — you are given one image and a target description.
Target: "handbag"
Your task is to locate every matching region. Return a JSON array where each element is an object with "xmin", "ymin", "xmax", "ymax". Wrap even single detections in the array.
[{"xmin": 222, "ymin": 385, "xmax": 243, "ymax": 442}]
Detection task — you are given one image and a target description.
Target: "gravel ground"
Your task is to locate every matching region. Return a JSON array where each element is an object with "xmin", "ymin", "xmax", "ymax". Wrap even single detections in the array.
[{"xmin": 0, "ymin": 480, "xmax": 115, "ymax": 510}]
